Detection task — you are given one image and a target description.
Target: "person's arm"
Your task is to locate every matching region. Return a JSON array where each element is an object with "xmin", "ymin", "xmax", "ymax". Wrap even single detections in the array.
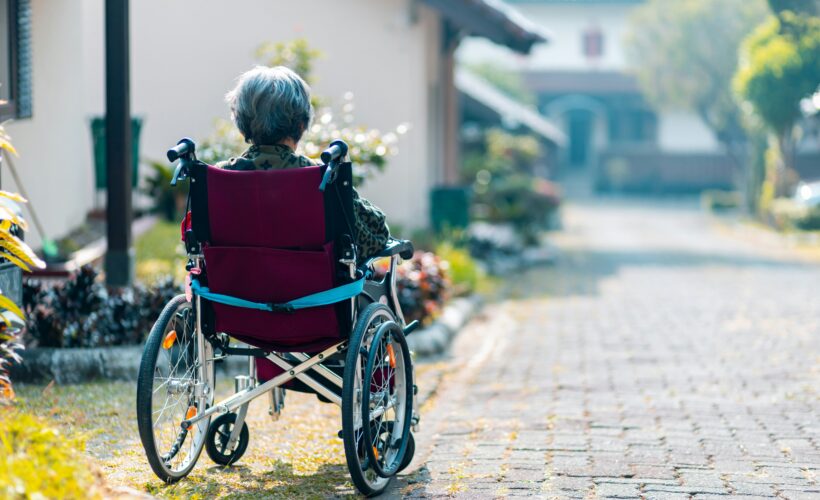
[{"xmin": 352, "ymin": 188, "xmax": 391, "ymax": 259}]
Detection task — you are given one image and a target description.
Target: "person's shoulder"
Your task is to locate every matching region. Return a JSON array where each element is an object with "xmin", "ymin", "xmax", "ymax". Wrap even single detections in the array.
[{"xmin": 214, "ymin": 157, "xmax": 256, "ymax": 171}]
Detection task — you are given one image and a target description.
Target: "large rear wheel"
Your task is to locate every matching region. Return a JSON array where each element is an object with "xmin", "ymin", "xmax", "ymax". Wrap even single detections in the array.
[
  {"xmin": 341, "ymin": 303, "xmax": 414, "ymax": 497},
  {"xmin": 137, "ymin": 295, "xmax": 214, "ymax": 483}
]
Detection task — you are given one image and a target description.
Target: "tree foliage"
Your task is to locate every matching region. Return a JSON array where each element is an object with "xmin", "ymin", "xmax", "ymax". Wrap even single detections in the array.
[
  {"xmin": 624, "ymin": 0, "xmax": 768, "ymax": 163},
  {"xmin": 463, "ymin": 62, "xmax": 536, "ymax": 106},
  {"xmin": 767, "ymin": 0, "xmax": 818, "ymax": 16},
  {"xmin": 734, "ymin": 12, "xmax": 820, "ymax": 138}
]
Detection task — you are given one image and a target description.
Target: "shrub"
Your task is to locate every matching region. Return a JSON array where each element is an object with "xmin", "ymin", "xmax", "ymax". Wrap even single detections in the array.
[
  {"xmin": 0, "ymin": 122, "xmax": 46, "ymax": 401},
  {"xmin": 473, "ymin": 174, "xmax": 561, "ymax": 245},
  {"xmin": 23, "ymin": 266, "xmax": 179, "ymax": 348},
  {"xmin": 0, "ymin": 327, "xmax": 22, "ymax": 400},
  {"xmin": 434, "ymin": 242, "xmax": 484, "ymax": 296},
  {"xmin": 196, "ymin": 39, "xmax": 408, "ymax": 186},
  {"xmin": 144, "ymin": 161, "xmax": 186, "ymax": 221},
  {"xmin": 374, "ymin": 252, "xmax": 451, "ymax": 326},
  {"xmin": 0, "ymin": 411, "xmax": 101, "ymax": 499},
  {"xmin": 702, "ymin": 190, "xmax": 742, "ymax": 212},
  {"xmin": 795, "ymin": 206, "xmax": 820, "ymax": 230}
]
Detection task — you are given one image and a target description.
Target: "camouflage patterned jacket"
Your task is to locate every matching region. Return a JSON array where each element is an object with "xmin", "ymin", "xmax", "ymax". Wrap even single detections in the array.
[{"xmin": 215, "ymin": 144, "xmax": 390, "ymax": 259}]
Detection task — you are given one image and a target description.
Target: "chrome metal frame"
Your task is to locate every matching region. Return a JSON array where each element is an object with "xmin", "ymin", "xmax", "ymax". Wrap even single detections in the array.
[
  {"xmin": 180, "ymin": 255, "xmax": 414, "ymax": 433},
  {"xmin": 180, "ymin": 341, "xmax": 348, "ymax": 430}
]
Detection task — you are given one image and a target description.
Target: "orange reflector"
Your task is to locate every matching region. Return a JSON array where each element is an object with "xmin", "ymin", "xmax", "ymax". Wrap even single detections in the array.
[
  {"xmin": 185, "ymin": 405, "xmax": 197, "ymax": 430},
  {"xmin": 162, "ymin": 330, "xmax": 177, "ymax": 350},
  {"xmin": 373, "ymin": 446, "xmax": 379, "ymax": 459},
  {"xmin": 386, "ymin": 344, "xmax": 396, "ymax": 369}
]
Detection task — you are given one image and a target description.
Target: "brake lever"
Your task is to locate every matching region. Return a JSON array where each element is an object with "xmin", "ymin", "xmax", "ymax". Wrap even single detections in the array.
[{"xmin": 170, "ymin": 160, "xmax": 188, "ymax": 186}]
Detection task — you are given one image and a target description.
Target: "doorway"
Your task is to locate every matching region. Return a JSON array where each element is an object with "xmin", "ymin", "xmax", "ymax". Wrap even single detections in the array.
[{"xmin": 567, "ymin": 109, "xmax": 593, "ymax": 168}]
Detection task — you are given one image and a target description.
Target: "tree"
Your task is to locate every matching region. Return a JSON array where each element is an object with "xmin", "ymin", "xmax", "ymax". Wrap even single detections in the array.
[
  {"xmin": 767, "ymin": 0, "xmax": 818, "ymax": 16},
  {"xmin": 734, "ymin": 11, "xmax": 820, "ymax": 196},
  {"xmin": 624, "ymin": 0, "xmax": 768, "ymax": 205}
]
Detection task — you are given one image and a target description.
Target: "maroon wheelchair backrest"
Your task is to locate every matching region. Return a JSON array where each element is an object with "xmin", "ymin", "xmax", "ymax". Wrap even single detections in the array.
[
  {"xmin": 204, "ymin": 165, "xmax": 327, "ymax": 249},
  {"xmin": 186, "ymin": 161, "xmax": 356, "ymax": 352}
]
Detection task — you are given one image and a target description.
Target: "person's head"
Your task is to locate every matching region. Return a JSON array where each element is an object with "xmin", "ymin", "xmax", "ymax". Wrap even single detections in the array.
[{"xmin": 225, "ymin": 65, "xmax": 313, "ymax": 146}]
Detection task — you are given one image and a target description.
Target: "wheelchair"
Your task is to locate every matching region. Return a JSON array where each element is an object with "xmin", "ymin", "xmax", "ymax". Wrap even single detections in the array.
[{"xmin": 136, "ymin": 138, "xmax": 419, "ymax": 497}]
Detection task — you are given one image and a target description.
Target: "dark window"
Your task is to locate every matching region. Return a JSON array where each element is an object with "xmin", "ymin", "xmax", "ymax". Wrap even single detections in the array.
[
  {"xmin": 583, "ymin": 27, "xmax": 604, "ymax": 60},
  {"xmin": 608, "ymin": 108, "xmax": 657, "ymax": 144},
  {"xmin": 1, "ymin": 0, "xmax": 32, "ymax": 121}
]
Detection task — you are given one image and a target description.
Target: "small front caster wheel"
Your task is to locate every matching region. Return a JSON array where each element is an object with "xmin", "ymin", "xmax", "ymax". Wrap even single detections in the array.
[{"xmin": 205, "ymin": 413, "xmax": 249, "ymax": 466}]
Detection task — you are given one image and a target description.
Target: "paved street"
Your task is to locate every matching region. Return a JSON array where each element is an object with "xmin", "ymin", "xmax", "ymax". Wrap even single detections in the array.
[{"xmin": 400, "ymin": 198, "xmax": 820, "ymax": 499}]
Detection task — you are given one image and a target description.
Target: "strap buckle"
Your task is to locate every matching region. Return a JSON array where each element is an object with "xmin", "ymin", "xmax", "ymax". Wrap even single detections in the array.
[{"xmin": 268, "ymin": 303, "xmax": 295, "ymax": 314}]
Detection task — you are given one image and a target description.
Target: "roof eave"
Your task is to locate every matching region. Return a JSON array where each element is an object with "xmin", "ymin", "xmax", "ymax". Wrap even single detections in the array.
[{"xmin": 421, "ymin": 0, "xmax": 549, "ymax": 54}]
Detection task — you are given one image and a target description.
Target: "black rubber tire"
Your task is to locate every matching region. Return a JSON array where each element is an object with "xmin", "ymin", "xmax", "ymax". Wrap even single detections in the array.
[
  {"xmin": 342, "ymin": 303, "xmax": 398, "ymax": 497},
  {"xmin": 361, "ymin": 321, "xmax": 414, "ymax": 478},
  {"xmin": 205, "ymin": 413, "xmax": 250, "ymax": 466},
  {"xmin": 399, "ymin": 431, "xmax": 415, "ymax": 473},
  {"xmin": 136, "ymin": 295, "xmax": 209, "ymax": 483}
]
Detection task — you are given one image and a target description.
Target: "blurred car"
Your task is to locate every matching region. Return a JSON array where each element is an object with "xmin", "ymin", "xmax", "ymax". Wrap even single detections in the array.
[{"xmin": 793, "ymin": 180, "xmax": 820, "ymax": 207}]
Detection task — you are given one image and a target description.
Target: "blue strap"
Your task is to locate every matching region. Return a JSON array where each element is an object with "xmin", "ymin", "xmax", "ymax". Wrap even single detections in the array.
[{"xmin": 190, "ymin": 278, "xmax": 364, "ymax": 312}]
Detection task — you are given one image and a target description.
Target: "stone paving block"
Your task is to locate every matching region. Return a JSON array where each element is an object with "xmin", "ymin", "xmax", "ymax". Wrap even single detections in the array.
[
  {"xmin": 644, "ymin": 494, "xmax": 692, "ymax": 500},
  {"xmin": 594, "ymin": 481, "xmax": 640, "ymax": 498},
  {"xmin": 678, "ymin": 472, "xmax": 727, "ymax": 489},
  {"xmin": 729, "ymin": 482, "xmax": 776, "ymax": 497},
  {"xmin": 643, "ymin": 484, "xmax": 729, "ymax": 495},
  {"xmin": 503, "ymin": 468, "xmax": 545, "ymax": 482}
]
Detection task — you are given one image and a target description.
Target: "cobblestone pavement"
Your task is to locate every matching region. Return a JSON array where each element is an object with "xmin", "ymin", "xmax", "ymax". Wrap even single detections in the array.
[{"xmin": 397, "ymin": 198, "xmax": 820, "ymax": 499}]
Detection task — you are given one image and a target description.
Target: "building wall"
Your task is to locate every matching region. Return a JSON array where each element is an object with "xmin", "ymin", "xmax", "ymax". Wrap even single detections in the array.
[
  {"xmin": 658, "ymin": 111, "xmax": 721, "ymax": 153},
  {"xmin": 460, "ymin": 2, "xmax": 633, "ymax": 72},
  {"xmin": 8, "ymin": 0, "xmax": 443, "ymax": 249},
  {"xmin": 4, "ymin": 0, "xmax": 96, "ymax": 249},
  {"xmin": 458, "ymin": 0, "xmax": 724, "ymax": 157}
]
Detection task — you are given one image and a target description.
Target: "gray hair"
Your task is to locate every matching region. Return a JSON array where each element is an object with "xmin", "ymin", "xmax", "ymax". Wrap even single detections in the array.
[{"xmin": 225, "ymin": 66, "xmax": 313, "ymax": 145}]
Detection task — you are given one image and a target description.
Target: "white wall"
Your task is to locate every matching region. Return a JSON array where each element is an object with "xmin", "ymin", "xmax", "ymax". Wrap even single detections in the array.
[
  {"xmin": 458, "ymin": 2, "xmax": 633, "ymax": 72},
  {"xmin": 4, "ymin": 0, "xmax": 96, "ymax": 249},
  {"xmin": 8, "ymin": 0, "xmax": 441, "ymax": 251},
  {"xmin": 657, "ymin": 111, "xmax": 721, "ymax": 153}
]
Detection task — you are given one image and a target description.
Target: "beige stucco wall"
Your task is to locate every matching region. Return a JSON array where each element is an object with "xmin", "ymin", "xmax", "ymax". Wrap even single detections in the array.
[
  {"xmin": 7, "ymin": 0, "xmax": 443, "ymax": 249},
  {"xmin": 4, "ymin": 0, "xmax": 97, "ymax": 249}
]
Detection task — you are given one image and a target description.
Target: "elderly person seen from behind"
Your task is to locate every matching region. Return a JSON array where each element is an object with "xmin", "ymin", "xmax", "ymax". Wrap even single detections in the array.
[{"xmin": 216, "ymin": 65, "xmax": 391, "ymax": 260}]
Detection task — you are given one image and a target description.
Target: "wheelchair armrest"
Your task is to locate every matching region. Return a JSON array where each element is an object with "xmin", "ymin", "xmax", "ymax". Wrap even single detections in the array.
[{"xmin": 375, "ymin": 239, "xmax": 415, "ymax": 260}]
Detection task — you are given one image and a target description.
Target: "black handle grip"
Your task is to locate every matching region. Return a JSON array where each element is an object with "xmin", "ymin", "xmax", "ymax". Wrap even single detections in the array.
[
  {"xmin": 320, "ymin": 140, "xmax": 349, "ymax": 164},
  {"xmin": 167, "ymin": 137, "xmax": 195, "ymax": 162}
]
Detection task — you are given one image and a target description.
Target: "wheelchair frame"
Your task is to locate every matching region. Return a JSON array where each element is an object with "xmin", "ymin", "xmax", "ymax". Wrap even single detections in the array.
[{"xmin": 179, "ymin": 251, "xmax": 412, "ymax": 435}]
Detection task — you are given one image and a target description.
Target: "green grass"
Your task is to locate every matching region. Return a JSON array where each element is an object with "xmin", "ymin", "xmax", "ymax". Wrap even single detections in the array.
[
  {"xmin": 5, "ymin": 358, "xmax": 451, "ymax": 498},
  {"xmin": 135, "ymin": 220, "xmax": 187, "ymax": 284}
]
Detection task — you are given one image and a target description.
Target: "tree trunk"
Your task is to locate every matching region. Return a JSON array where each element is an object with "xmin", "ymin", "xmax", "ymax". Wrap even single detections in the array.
[{"xmin": 775, "ymin": 129, "xmax": 796, "ymax": 198}]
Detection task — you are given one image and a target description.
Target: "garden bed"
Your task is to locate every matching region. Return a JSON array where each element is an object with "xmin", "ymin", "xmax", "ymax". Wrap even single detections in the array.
[{"xmin": 31, "ymin": 215, "xmax": 159, "ymax": 279}]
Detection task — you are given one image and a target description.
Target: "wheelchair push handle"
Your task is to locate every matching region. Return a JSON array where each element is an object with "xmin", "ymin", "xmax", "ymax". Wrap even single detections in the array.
[
  {"xmin": 167, "ymin": 137, "xmax": 195, "ymax": 162},
  {"xmin": 321, "ymin": 140, "xmax": 348, "ymax": 164},
  {"xmin": 168, "ymin": 138, "xmax": 196, "ymax": 186},
  {"xmin": 318, "ymin": 140, "xmax": 349, "ymax": 191}
]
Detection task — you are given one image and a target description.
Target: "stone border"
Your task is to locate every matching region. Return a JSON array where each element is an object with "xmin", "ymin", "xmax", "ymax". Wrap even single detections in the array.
[
  {"xmin": 10, "ymin": 296, "xmax": 481, "ymax": 383},
  {"xmin": 10, "ymin": 345, "xmax": 145, "ymax": 384},
  {"xmin": 406, "ymin": 296, "xmax": 481, "ymax": 357}
]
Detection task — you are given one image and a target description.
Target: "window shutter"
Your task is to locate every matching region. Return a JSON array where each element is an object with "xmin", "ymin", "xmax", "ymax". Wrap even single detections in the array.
[{"xmin": 15, "ymin": 0, "xmax": 31, "ymax": 118}]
